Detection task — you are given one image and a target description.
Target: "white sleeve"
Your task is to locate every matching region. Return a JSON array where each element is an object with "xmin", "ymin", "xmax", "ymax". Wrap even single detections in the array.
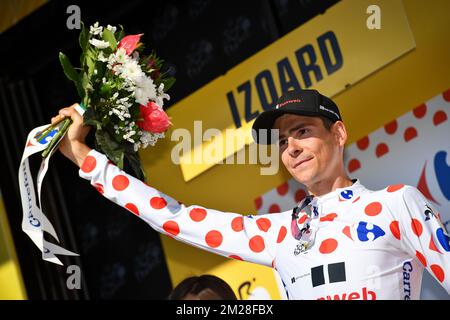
[
  {"xmin": 78, "ymin": 149, "xmax": 286, "ymax": 267},
  {"xmin": 397, "ymin": 186, "xmax": 450, "ymax": 293}
]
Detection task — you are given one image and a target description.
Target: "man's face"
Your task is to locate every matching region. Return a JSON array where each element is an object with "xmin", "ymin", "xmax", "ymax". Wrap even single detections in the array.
[{"xmin": 273, "ymin": 114, "xmax": 342, "ymax": 186}]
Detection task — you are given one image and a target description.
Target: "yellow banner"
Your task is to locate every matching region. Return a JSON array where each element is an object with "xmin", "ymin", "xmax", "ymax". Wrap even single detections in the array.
[{"xmin": 168, "ymin": 0, "xmax": 415, "ymax": 182}]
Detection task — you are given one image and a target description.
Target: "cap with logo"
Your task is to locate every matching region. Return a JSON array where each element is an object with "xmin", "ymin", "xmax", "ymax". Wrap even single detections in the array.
[{"xmin": 252, "ymin": 89, "xmax": 342, "ymax": 144}]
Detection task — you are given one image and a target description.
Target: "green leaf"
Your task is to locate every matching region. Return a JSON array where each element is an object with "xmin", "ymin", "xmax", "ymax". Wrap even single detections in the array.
[
  {"xmin": 116, "ymin": 25, "xmax": 125, "ymax": 41},
  {"xmin": 163, "ymin": 77, "xmax": 176, "ymax": 91},
  {"xmin": 102, "ymin": 29, "xmax": 117, "ymax": 51},
  {"xmin": 59, "ymin": 52, "xmax": 79, "ymax": 83},
  {"xmin": 79, "ymin": 22, "xmax": 89, "ymax": 52},
  {"xmin": 95, "ymin": 129, "xmax": 124, "ymax": 168},
  {"xmin": 59, "ymin": 52, "xmax": 85, "ymax": 99},
  {"xmin": 100, "ymin": 83, "xmax": 112, "ymax": 96},
  {"xmin": 125, "ymin": 151, "xmax": 146, "ymax": 182}
]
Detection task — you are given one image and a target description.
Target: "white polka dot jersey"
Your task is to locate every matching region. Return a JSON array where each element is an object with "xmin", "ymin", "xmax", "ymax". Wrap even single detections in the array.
[{"xmin": 79, "ymin": 149, "xmax": 450, "ymax": 300}]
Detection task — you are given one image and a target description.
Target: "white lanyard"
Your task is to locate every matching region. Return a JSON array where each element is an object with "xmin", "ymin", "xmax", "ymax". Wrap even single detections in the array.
[{"xmin": 18, "ymin": 105, "xmax": 84, "ymax": 265}]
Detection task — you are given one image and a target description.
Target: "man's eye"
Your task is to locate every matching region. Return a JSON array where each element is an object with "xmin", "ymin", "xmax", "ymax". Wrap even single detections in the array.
[
  {"xmin": 278, "ymin": 139, "xmax": 287, "ymax": 147},
  {"xmin": 299, "ymin": 129, "xmax": 308, "ymax": 135}
]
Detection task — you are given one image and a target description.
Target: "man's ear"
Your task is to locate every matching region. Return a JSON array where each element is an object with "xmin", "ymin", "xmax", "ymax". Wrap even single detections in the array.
[{"xmin": 332, "ymin": 121, "xmax": 347, "ymax": 147}]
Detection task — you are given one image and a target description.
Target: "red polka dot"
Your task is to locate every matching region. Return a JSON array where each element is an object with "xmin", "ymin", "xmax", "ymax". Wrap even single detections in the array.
[
  {"xmin": 94, "ymin": 183, "xmax": 104, "ymax": 194},
  {"xmin": 189, "ymin": 208, "xmax": 207, "ymax": 222},
  {"xmin": 348, "ymin": 159, "xmax": 361, "ymax": 173},
  {"xmin": 249, "ymin": 236, "xmax": 265, "ymax": 253},
  {"xmin": 229, "ymin": 255, "xmax": 243, "ymax": 261},
  {"xmin": 390, "ymin": 221, "xmax": 401, "ymax": 240},
  {"xmin": 272, "ymin": 259, "xmax": 276, "ymax": 269},
  {"xmin": 125, "ymin": 203, "xmax": 139, "ymax": 216},
  {"xmin": 413, "ymin": 104, "xmax": 427, "ymax": 119},
  {"xmin": 443, "ymin": 89, "xmax": 450, "ymax": 102},
  {"xmin": 319, "ymin": 238, "xmax": 338, "ymax": 254},
  {"xmin": 256, "ymin": 218, "xmax": 271, "ymax": 232},
  {"xmin": 112, "ymin": 175, "xmax": 129, "ymax": 191},
  {"xmin": 320, "ymin": 213, "xmax": 337, "ymax": 222},
  {"xmin": 150, "ymin": 197, "xmax": 167, "ymax": 209},
  {"xmin": 231, "ymin": 216, "xmax": 244, "ymax": 232},
  {"xmin": 269, "ymin": 204, "xmax": 281, "ymax": 213},
  {"xmin": 430, "ymin": 264, "xmax": 445, "ymax": 282},
  {"xmin": 411, "ymin": 219, "xmax": 423, "ymax": 237},
  {"xmin": 81, "ymin": 155, "xmax": 97, "ymax": 173},
  {"xmin": 429, "ymin": 236, "xmax": 442, "ymax": 253},
  {"xmin": 352, "ymin": 196, "xmax": 361, "ymax": 203},
  {"xmin": 376, "ymin": 143, "xmax": 389, "ymax": 158},
  {"xmin": 384, "ymin": 120, "xmax": 398, "ymax": 135},
  {"xmin": 365, "ymin": 202, "xmax": 382, "ymax": 216},
  {"xmin": 277, "ymin": 182, "xmax": 289, "ymax": 196},
  {"xmin": 342, "ymin": 226, "xmax": 353, "ymax": 240},
  {"xmin": 255, "ymin": 197, "xmax": 263, "ymax": 210},
  {"xmin": 277, "ymin": 226, "xmax": 287, "ymax": 243},
  {"xmin": 404, "ymin": 127, "xmax": 418, "ymax": 142},
  {"xmin": 357, "ymin": 136, "xmax": 369, "ymax": 150},
  {"xmin": 295, "ymin": 189, "xmax": 307, "ymax": 203},
  {"xmin": 433, "ymin": 110, "xmax": 447, "ymax": 126},
  {"xmin": 163, "ymin": 221, "xmax": 180, "ymax": 236},
  {"xmin": 387, "ymin": 184, "xmax": 404, "ymax": 192},
  {"xmin": 205, "ymin": 230, "xmax": 223, "ymax": 248},
  {"xmin": 298, "ymin": 214, "xmax": 308, "ymax": 224},
  {"xmin": 416, "ymin": 251, "xmax": 427, "ymax": 267}
]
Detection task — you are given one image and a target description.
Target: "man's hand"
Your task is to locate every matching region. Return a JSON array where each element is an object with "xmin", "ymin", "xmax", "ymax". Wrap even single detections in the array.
[{"xmin": 51, "ymin": 104, "xmax": 92, "ymax": 168}]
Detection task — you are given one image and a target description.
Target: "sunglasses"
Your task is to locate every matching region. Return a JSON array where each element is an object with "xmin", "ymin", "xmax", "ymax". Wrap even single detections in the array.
[{"xmin": 291, "ymin": 196, "xmax": 318, "ymax": 255}]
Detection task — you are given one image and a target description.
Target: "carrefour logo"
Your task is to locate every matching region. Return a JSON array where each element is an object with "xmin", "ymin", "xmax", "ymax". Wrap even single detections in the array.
[
  {"xmin": 357, "ymin": 222, "xmax": 385, "ymax": 242},
  {"xmin": 340, "ymin": 190, "xmax": 353, "ymax": 200},
  {"xmin": 436, "ymin": 228, "xmax": 450, "ymax": 252}
]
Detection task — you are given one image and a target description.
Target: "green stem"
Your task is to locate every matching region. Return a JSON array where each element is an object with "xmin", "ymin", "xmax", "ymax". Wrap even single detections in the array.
[
  {"xmin": 41, "ymin": 118, "xmax": 73, "ymax": 158},
  {"xmin": 35, "ymin": 116, "xmax": 66, "ymax": 141}
]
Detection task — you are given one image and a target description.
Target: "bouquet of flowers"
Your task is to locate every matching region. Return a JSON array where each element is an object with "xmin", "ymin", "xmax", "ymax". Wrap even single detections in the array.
[{"xmin": 37, "ymin": 22, "xmax": 175, "ymax": 181}]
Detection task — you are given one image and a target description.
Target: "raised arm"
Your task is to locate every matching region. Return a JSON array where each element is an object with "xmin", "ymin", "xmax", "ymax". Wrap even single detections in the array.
[{"xmin": 53, "ymin": 105, "xmax": 286, "ymax": 267}]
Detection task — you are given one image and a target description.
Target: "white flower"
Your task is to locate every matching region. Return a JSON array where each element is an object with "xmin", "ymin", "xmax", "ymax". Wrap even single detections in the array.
[
  {"xmin": 90, "ymin": 22, "xmax": 103, "ymax": 35},
  {"xmin": 134, "ymin": 76, "xmax": 157, "ymax": 105},
  {"xmin": 107, "ymin": 24, "xmax": 117, "ymax": 33},
  {"xmin": 119, "ymin": 59, "xmax": 144, "ymax": 82},
  {"xmin": 115, "ymin": 48, "xmax": 128, "ymax": 64},
  {"xmin": 98, "ymin": 51, "xmax": 109, "ymax": 62},
  {"xmin": 155, "ymin": 83, "xmax": 170, "ymax": 107},
  {"xmin": 89, "ymin": 38, "xmax": 110, "ymax": 49}
]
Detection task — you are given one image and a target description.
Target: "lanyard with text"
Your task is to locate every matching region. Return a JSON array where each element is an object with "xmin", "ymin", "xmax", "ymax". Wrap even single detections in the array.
[{"xmin": 18, "ymin": 103, "xmax": 85, "ymax": 265}]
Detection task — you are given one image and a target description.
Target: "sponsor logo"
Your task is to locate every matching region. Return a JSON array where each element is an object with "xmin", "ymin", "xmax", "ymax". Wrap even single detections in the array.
[
  {"xmin": 319, "ymin": 105, "xmax": 340, "ymax": 119},
  {"xmin": 403, "ymin": 261, "xmax": 413, "ymax": 300},
  {"xmin": 276, "ymin": 99, "xmax": 302, "ymax": 109},
  {"xmin": 317, "ymin": 287, "xmax": 377, "ymax": 300},
  {"xmin": 357, "ymin": 222, "xmax": 385, "ymax": 242},
  {"xmin": 291, "ymin": 273, "xmax": 311, "ymax": 284},
  {"xmin": 311, "ymin": 262, "xmax": 346, "ymax": 287},
  {"xmin": 436, "ymin": 228, "xmax": 450, "ymax": 252},
  {"xmin": 424, "ymin": 204, "xmax": 438, "ymax": 221},
  {"xmin": 340, "ymin": 189, "xmax": 353, "ymax": 200}
]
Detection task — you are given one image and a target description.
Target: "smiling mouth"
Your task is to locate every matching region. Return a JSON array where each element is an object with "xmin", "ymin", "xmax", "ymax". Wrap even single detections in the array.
[{"xmin": 293, "ymin": 157, "xmax": 313, "ymax": 169}]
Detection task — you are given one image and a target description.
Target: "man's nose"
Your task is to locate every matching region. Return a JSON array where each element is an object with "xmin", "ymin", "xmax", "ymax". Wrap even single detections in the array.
[{"xmin": 287, "ymin": 136, "xmax": 302, "ymax": 157}]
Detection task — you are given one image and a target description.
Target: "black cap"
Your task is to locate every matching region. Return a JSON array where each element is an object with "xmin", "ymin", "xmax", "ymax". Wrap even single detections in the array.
[{"xmin": 252, "ymin": 89, "xmax": 342, "ymax": 144}]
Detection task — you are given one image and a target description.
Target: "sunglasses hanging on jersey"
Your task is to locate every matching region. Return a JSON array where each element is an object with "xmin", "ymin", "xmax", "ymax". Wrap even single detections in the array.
[{"xmin": 291, "ymin": 195, "xmax": 318, "ymax": 254}]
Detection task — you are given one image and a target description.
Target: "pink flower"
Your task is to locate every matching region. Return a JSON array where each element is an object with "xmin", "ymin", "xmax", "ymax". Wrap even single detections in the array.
[
  {"xmin": 118, "ymin": 34, "xmax": 143, "ymax": 55},
  {"xmin": 137, "ymin": 102, "xmax": 171, "ymax": 133}
]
